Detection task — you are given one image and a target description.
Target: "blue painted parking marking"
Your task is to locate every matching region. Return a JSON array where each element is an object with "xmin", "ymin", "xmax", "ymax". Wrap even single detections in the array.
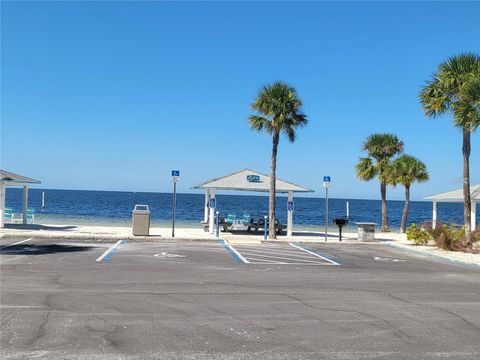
[
  {"xmin": 96, "ymin": 240, "xmax": 126, "ymax": 262},
  {"xmin": 218, "ymin": 240, "xmax": 247, "ymax": 263}
]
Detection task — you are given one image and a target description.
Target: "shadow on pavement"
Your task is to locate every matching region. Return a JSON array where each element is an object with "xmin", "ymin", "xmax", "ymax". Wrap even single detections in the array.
[{"xmin": 0, "ymin": 244, "xmax": 94, "ymax": 255}]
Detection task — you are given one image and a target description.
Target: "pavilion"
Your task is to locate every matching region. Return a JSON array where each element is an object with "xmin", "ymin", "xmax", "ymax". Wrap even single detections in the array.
[
  {"xmin": 192, "ymin": 169, "xmax": 314, "ymax": 236},
  {"xmin": 425, "ymin": 184, "xmax": 479, "ymax": 230},
  {"xmin": 0, "ymin": 169, "xmax": 41, "ymax": 228}
]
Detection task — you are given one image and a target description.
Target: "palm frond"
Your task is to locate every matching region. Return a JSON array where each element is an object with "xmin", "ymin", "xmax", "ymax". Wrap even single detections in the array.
[
  {"xmin": 249, "ymin": 81, "xmax": 308, "ymax": 142},
  {"xmin": 355, "ymin": 157, "xmax": 377, "ymax": 181}
]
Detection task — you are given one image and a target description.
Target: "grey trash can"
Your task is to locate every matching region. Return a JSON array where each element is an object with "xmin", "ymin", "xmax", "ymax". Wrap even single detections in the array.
[
  {"xmin": 132, "ymin": 205, "xmax": 150, "ymax": 236},
  {"xmin": 356, "ymin": 222, "xmax": 376, "ymax": 242}
]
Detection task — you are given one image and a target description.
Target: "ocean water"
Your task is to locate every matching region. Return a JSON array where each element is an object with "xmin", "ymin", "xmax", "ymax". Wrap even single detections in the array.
[{"xmin": 4, "ymin": 188, "xmax": 478, "ymax": 231}]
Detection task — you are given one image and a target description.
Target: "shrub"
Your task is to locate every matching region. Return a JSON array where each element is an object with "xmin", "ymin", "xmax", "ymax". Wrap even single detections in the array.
[
  {"xmin": 429, "ymin": 224, "xmax": 465, "ymax": 251},
  {"xmin": 406, "ymin": 224, "xmax": 432, "ymax": 245}
]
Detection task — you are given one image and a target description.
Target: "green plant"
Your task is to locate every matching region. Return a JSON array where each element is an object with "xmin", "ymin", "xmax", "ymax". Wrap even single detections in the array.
[
  {"xmin": 420, "ymin": 52, "xmax": 480, "ymax": 249},
  {"xmin": 429, "ymin": 224, "xmax": 466, "ymax": 251},
  {"xmin": 355, "ymin": 133, "xmax": 404, "ymax": 232},
  {"xmin": 388, "ymin": 155, "xmax": 429, "ymax": 233},
  {"xmin": 249, "ymin": 81, "xmax": 308, "ymax": 239},
  {"xmin": 406, "ymin": 224, "xmax": 432, "ymax": 245}
]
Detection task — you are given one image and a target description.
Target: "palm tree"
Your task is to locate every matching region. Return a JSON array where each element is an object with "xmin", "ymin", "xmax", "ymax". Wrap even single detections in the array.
[
  {"xmin": 420, "ymin": 52, "xmax": 480, "ymax": 248},
  {"xmin": 389, "ymin": 155, "xmax": 429, "ymax": 233},
  {"xmin": 249, "ymin": 81, "xmax": 308, "ymax": 239},
  {"xmin": 355, "ymin": 133, "xmax": 404, "ymax": 232}
]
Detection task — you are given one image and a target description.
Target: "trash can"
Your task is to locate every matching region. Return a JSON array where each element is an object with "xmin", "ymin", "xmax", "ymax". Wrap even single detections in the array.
[
  {"xmin": 132, "ymin": 205, "xmax": 150, "ymax": 236},
  {"xmin": 355, "ymin": 222, "xmax": 376, "ymax": 242}
]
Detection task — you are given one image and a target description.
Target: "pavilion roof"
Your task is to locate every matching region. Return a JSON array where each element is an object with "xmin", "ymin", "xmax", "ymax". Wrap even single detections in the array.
[
  {"xmin": 0, "ymin": 169, "xmax": 41, "ymax": 185},
  {"xmin": 192, "ymin": 168, "xmax": 313, "ymax": 193},
  {"xmin": 425, "ymin": 184, "xmax": 480, "ymax": 202}
]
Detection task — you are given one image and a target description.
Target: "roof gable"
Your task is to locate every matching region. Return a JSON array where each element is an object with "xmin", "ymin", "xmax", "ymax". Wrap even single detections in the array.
[
  {"xmin": 0, "ymin": 169, "xmax": 41, "ymax": 185},
  {"xmin": 425, "ymin": 184, "xmax": 480, "ymax": 202},
  {"xmin": 192, "ymin": 169, "xmax": 313, "ymax": 193}
]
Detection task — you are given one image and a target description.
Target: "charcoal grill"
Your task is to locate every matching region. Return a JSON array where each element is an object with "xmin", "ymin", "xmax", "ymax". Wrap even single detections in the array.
[{"xmin": 333, "ymin": 218, "xmax": 349, "ymax": 241}]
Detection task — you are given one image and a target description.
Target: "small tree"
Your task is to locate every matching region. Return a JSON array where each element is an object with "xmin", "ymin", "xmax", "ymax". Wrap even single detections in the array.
[
  {"xmin": 389, "ymin": 155, "xmax": 429, "ymax": 233},
  {"xmin": 355, "ymin": 133, "xmax": 404, "ymax": 232},
  {"xmin": 249, "ymin": 81, "xmax": 308, "ymax": 239}
]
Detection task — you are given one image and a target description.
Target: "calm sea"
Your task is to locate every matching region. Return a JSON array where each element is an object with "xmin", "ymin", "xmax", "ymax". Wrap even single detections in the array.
[{"xmin": 5, "ymin": 188, "xmax": 478, "ymax": 231}]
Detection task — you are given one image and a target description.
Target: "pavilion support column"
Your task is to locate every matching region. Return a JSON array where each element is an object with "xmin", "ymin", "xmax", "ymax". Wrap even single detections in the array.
[
  {"xmin": 287, "ymin": 191, "xmax": 293, "ymax": 237},
  {"xmin": 472, "ymin": 201, "xmax": 477, "ymax": 231},
  {"xmin": 209, "ymin": 189, "xmax": 216, "ymax": 234},
  {"xmin": 0, "ymin": 183, "xmax": 5, "ymax": 228},
  {"xmin": 432, "ymin": 201, "xmax": 437, "ymax": 229},
  {"xmin": 22, "ymin": 185, "xmax": 29, "ymax": 224},
  {"xmin": 203, "ymin": 189, "xmax": 210, "ymax": 223}
]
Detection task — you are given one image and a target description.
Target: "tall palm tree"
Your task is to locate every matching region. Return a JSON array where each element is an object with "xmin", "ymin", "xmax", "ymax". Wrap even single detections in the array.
[
  {"xmin": 389, "ymin": 155, "xmax": 429, "ymax": 233},
  {"xmin": 355, "ymin": 133, "xmax": 404, "ymax": 232},
  {"xmin": 249, "ymin": 81, "xmax": 308, "ymax": 239},
  {"xmin": 420, "ymin": 52, "xmax": 480, "ymax": 248}
]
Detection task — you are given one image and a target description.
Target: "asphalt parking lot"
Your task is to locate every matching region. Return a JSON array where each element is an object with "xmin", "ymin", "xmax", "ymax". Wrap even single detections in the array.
[{"xmin": 1, "ymin": 237, "xmax": 480, "ymax": 360}]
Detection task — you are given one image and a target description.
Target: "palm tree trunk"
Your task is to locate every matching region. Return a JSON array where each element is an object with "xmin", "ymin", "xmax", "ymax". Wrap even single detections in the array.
[
  {"xmin": 269, "ymin": 131, "xmax": 280, "ymax": 239},
  {"xmin": 380, "ymin": 182, "xmax": 389, "ymax": 232},
  {"xmin": 400, "ymin": 184, "xmax": 410, "ymax": 233},
  {"xmin": 462, "ymin": 129, "xmax": 472, "ymax": 249}
]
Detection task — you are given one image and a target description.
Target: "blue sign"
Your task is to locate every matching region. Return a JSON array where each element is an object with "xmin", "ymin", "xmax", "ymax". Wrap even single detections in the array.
[
  {"xmin": 287, "ymin": 200, "xmax": 294, "ymax": 211},
  {"xmin": 172, "ymin": 170, "xmax": 180, "ymax": 177},
  {"xmin": 323, "ymin": 176, "xmax": 331, "ymax": 182},
  {"xmin": 209, "ymin": 197, "xmax": 216, "ymax": 209},
  {"xmin": 247, "ymin": 175, "xmax": 260, "ymax": 182}
]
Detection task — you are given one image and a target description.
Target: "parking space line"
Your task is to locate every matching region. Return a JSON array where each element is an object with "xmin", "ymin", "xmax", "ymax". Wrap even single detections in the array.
[
  {"xmin": 246, "ymin": 257, "xmax": 285, "ymax": 264},
  {"xmin": 289, "ymin": 243, "xmax": 341, "ymax": 266},
  {"xmin": 0, "ymin": 238, "xmax": 33, "ymax": 250},
  {"xmin": 234, "ymin": 247, "xmax": 320, "ymax": 259},
  {"xmin": 95, "ymin": 240, "xmax": 126, "ymax": 262},
  {"xmin": 218, "ymin": 240, "xmax": 249, "ymax": 263},
  {"xmin": 239, "ymin": 251, "xmax": 322, "ymax": 263}
]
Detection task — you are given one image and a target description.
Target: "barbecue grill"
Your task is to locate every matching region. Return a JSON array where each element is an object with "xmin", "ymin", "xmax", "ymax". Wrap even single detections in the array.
[{"xmin": 333, "ymin": 218, "xmax": 349, "ymax": 241}]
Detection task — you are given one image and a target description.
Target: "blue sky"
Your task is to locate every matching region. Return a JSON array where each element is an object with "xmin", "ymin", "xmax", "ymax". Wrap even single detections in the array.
[{"xmin": 1, "ymin": 1, "xmax": 479, "ymax": 200}]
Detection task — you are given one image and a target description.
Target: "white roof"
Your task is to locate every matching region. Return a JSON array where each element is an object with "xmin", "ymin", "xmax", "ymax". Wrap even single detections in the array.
[
  {"xmin": 192, "ymin": 169, "xmax": 314, "ymax": 193},
  {"xmin": 425, "ymin": 184, "xmax": 480, "ymax": 202},
  {"xmin": 0, "ymin": 169, "xmax": 41, "ymax": 186}
]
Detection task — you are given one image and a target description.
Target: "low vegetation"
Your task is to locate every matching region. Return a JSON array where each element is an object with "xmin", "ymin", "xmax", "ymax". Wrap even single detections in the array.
[{"xmin": 406, "ymin": 224, "xmax": 480, "ymax": 253}]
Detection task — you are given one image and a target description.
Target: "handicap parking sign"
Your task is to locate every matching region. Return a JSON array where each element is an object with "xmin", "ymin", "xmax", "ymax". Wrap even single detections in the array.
[
  {"xmin": 171, "ymin": 170, "xmax": 180, "ymax": 177},
  {"xmin": 287, "ymin": 200, "xmax": 294, "ymax": 211},
  {"xmin": 323, "ymin": 176, "xmax": 331, "ymax": 182},
  {"xmin": 209, "ymin": 198, "xmax": 216, "ymax": 209}
]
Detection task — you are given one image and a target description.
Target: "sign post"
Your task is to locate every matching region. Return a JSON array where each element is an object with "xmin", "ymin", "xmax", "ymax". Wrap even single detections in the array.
[
  {"xmin": 264, "ymin": 215, "xmax": 268, "ymax": 241},
  {"xmin": 215, "ymin": 211, "xmax": 219, "ymax": 238},
  {"xmin": 208, "ymin": 196, "xmax": 216, "ymax": 234},
  {"xmin": 323, "ymin": 176, "xmax": 331, "ymax": 242},
  {"xmin": 171, "ymin": 170, "xmax": 180, "ymax": 237}
]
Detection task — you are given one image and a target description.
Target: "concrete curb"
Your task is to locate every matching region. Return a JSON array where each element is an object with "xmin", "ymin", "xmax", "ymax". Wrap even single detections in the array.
[
  {"xmin": 0, "ymin": 233, "xmax": 218, "ymax": 243},
  {"xmin": 389, "ymin": 242, "xmax": 480, "ymax": 267}
]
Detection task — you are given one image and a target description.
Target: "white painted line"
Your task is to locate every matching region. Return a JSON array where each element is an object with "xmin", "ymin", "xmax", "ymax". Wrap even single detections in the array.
[
  {"xmin": 0, "ymin": 305, "xmax": 44, "ymax": 308},
  {"xmin": 227, "ymin": 244, "xmax": 249, "ymax": 264},
  {"xmin": 289, "ymin": 243, "xmax": 341, "ymax": 265},
  {"xmin": 249, "ymin": 261, "xmax": 336, "ymax": 266},
  {"xmin": 0, "ymin": 238, "xmax": 33, "ymax": 249},
  {"xmin": 239, "ymin": 251, "xmax": 322, "ymax": 263},
  {"xmin": 96, "ymin": 240, "xmax": 124, "ymax": 262},
  {"xmin": 235, "ymin": 247, "xmax": 320, "ymax": 259},
  {"xmin": 245, "ymin": 256, "xmax": 286, "ymax": 264}
]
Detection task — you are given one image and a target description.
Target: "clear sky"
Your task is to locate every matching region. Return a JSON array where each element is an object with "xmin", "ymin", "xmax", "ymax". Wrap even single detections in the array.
[{"xmin": 1, "ymin": 1, "xmax": 479, "ymax": 200}]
